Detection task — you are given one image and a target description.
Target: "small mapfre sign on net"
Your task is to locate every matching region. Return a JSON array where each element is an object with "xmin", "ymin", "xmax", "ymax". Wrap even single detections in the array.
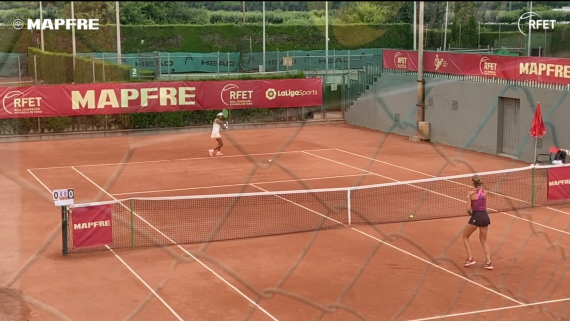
[
  {"xmin": 71, "ymin": 204, "xmax": 113, "ymax": 249},
  {"xmin": 547, "ymin": 166, "xmax": 570, "ymax": 201}
]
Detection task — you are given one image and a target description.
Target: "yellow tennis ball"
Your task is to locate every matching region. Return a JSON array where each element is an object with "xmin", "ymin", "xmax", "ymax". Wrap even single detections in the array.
[
  {"xmin": 269, "ymin": 159, "xmax": 272, "ymax": 162},
  {"xmin": 409, "ymin": 214, "xmax": 414, "ymax": 219}
]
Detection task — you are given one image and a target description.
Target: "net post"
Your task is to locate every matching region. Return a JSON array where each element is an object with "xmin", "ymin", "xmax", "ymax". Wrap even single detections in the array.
[
  {"xmin": 61, "ymin": 206, "xmax": 69, "ymax": 256},
  {"xmin": 347, "ymin": 189, "xmax": 352, "ymax": 225},
  {"xmin": 130, "ymin": 199, "xmax": 135, "ymax": 250},
  {"xmin": 531, "ymin": 166, "xmax": 536, "ymax": 208}
]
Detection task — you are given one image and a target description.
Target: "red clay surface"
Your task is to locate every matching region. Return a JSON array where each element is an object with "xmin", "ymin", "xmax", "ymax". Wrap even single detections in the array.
[{"xmin": 1, "ymin": 124, "xmax": 569, "ymax": 321}]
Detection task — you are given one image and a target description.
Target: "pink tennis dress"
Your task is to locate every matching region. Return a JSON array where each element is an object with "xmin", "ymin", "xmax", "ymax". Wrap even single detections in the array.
[{"xmin": 469, "ymin": 189, "xmax": 490, "ymax": 227}]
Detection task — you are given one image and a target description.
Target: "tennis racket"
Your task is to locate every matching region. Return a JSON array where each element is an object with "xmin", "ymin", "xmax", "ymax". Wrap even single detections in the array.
[{"xmin": 222, "ymin": 109, "xmax": 229, "ymax": 129}]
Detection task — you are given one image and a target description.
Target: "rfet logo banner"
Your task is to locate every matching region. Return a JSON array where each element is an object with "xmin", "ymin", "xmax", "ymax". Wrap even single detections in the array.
[
  {"xmin": 382, "ymin": 50, "xmax": 418, "ymax": 71},
  {"xmin": 71, "ymin": 204, "xmax": 113, "ymax": 249},
  {"xmin": 208, "ymin": 78, "xmax": 322, "ymax": 109},
  {"xmin": 0, "ymin": 79, "xmax": 323, "ymax": 119},
  {"xmin": 547, "ymin": 166, "xmax": 570, "ymax": 201}
]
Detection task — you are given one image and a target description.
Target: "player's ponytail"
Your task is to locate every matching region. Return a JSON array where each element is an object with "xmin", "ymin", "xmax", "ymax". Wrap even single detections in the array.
[{"xmin": 472, "ymin": 175, "xmax": 482, "ymax": 187}]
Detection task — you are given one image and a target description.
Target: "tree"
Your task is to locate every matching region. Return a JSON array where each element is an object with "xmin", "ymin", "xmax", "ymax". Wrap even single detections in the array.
[
  {"xmin": 335, "ymin": 2, "xmax": 395, "ymax": 24},
  {"xmin": 450, "ymin": 1, "xmax": 478, "ymax": 48},
  {"xmin": 58, "ymin": 1, "xmax": 114, "ymax": 24},
  {"xmin": 118, "ymin": 2, "xmax": 209, "ymax": 25}
]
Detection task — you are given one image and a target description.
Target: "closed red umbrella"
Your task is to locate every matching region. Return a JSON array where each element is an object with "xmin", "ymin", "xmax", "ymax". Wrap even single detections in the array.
[
  {"xmin": 530, "ymin": 102, "xmax": 546, "ymax": 164},
  {"xmin": 530, "ymin": 102, "xmax": 546, "ymax": 138}
]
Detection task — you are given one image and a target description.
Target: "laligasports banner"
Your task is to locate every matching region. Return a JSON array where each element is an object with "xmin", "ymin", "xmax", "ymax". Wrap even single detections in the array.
[
  {"xmin": 382, "ymin": 50, "xmax": 570, "ymax": 85},
  {"xmin": 0, "ymin": 78, "xmax": 323, "ymax": 119}
]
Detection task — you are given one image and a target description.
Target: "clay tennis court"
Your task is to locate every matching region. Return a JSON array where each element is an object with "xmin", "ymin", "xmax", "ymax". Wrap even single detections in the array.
[{"xmin": 4, "ymin": 124, "xmax": 570, "ymax": 320}]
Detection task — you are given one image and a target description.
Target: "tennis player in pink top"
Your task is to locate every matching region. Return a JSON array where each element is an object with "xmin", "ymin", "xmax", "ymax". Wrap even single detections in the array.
[{"xmin": 463, "ymin": 175, "xmax": 493, "ymax": 270}]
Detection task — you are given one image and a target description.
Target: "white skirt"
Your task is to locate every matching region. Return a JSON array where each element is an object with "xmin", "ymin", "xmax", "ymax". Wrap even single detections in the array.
[{"xmin": 211, "ymin": 132, "xmax": 221, "ymax": 139}]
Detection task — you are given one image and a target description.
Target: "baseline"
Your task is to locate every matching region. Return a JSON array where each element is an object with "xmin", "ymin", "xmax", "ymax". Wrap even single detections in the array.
[
  {"xmin": 29, "ymin": 149, "xmax": 336, "ymax": 171},
  {"xmin": 25, "ymin": 169, "xmax": 184, "ymax": 321},
  {"xmin": 69, "ymin": 166, "xmax": 280, "ymax": 321},
  {"xmin": 248, "ymin": 183, "xmax": 523, "ymax": 305}
]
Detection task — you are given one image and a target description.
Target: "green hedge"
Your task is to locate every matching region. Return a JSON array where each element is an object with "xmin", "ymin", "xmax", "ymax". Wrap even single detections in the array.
[
  {"xmin": 0, "ymin": 70, "xmax": 343, "ymax": 135},
  {"xmin": 552, "ymin": 26, "xmax": 570, "ymax": 57},
  {"xmin": 4, "ymin": 24, "xmax": 414, "ymax": 54},
  {"xmin": 0, "ymin": 28, "xmax": 32, "ymax": 53},
  {"xmin": 27, "ymin": 47, "xmax": 150, "ymax": 84},
  {"xmin": 209, "ymin": 10, "xmax": 327, "ymax": 24},
  {"xmin": 4, "ymin": 24, "xmax": 570, "ymax": 57},
  {"xmin": 3, "ymin": 24, "xmax": 549, "ymax": 56}
]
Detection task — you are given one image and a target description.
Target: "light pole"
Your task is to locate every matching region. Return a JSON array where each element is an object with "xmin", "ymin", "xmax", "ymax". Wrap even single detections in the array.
[
  {"xmin": 417, "ymin": 1, "xmax": 425, "ymax": 134},
  {"xmin": 262, "ymin": 1, "xmax": 266, "ymax": 72},
  {"xmin": 71, "ymin": 1, "xmax": 76, "ymax": 72},
  {"xmin": 116, "ymin": 1, "xmax": 121, "ymax": 65}
]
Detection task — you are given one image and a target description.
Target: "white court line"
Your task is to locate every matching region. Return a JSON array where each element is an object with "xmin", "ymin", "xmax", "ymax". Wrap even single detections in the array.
[
  {"xmin": 112, "ymin": 173, "xmax": 371, "ymax": 196},
  {"xmin": 26, "ymin": 169, "xmax": 185, "ymax": 321},
  {"xmin": 249, "ymin": 183, "xmax": 523, "ymax": 305},
  {"xmin": 406, "ymin": 296, "xmax": 570, "ymax": 321},
  {"xmin": 333, "ymin": 148, "xmax": 570, "ymax": 233},
  {"xmin": 29, "ymin": 149, "xmax": 335, "ymax": 171},
  {"xmin": 105, "ymin": 246, "xmax": 185, "ymax": 321},
  {"xmin": 70, "ymin": 166, "xmax": 280, "ymax": 321}
]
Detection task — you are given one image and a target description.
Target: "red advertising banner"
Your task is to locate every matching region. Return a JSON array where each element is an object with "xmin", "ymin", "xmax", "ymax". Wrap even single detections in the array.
[
  {"xmin": 71, "ymin": 205, "xmax": 113, "ymax": 249},
  {"xmin": 382, "ymin": 49, "xmax": 570, "ymax": 85},
  {"xmin": 547, "ymin": 166, "xmax": 570, "ymax": 201},
  {"xmin": 382, "ymin": 50, "xmax": 418, "ymax": 71},
  {"xmin": 462, "ymin": 54, "xmax": 518, "ymax": 79},
  {"xmin": 0, "ymin": 79, "xmax": 323, "ymax": 119},
  {"xmin": 423, "ymin": 51, "xmax": 464, "ymax": 74}
]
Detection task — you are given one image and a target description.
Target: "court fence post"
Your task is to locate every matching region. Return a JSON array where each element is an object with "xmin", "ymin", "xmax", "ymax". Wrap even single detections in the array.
[
  {"xmin": 130, "ymin": 199, "xmax": 135, "ymax": 250},
  {"xmin": 347, "ymin": 189, "xmax": 352, "ymax": 225},
  {"xmin": 61, "ymin": 206, "xmax": 69, "ymax": 256},
  {"xmin": 531, "ymin": 166, "xmax": 535, "ymax": 208}
]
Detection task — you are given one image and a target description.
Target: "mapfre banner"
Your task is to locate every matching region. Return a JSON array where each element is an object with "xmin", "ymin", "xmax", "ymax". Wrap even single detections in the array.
[
  {"xmin": 547, "ymin": 166, "xmax": 570, "ymax": 201},
  {"xmin": 71, "ymin": 205, "xmax": 113, "ymax": 249},
  {"xmin": 0, "ymin": 79, "xmax": 323, "ymax": 119},
  {"xmin": 383, "ymin": 50, "xmax": 570, "ymax": 85}
]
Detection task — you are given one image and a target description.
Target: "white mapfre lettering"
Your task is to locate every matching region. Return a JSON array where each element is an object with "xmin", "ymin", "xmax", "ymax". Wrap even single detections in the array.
[
  {"xmin": 27, "ymin": 19, "xmax": 99, "ymax": 30},
  {"xmin": 549, "ymin": 179, "xmax": 570, "ymax": 187},
  {"xmin": 519, "ymin": 62, "xmax": 570, "ymax": 79},
  {"xmin": 71, "ymin": 87, "xmax": 196, "ymax": 110},
  {"xmin": 73, "ymin": 220, "xmax": 111, "ymax": 230}
]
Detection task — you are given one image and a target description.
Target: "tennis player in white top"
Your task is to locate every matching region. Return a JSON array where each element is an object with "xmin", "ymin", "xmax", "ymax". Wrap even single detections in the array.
[{"xmin": 209, "ymin": 112, "xmax": 228, "ymax": 157}]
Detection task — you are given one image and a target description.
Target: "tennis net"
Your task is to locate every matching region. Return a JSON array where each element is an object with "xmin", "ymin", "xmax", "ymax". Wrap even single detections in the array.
[{"xmin": 66, "ymin": 163, "xmax": 570, "ymax": 253}]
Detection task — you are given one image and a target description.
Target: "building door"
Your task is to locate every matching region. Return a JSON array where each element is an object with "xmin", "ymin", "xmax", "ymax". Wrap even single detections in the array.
[{"xmin": 500, "ymin": 97, "xmax": 520, "ymax": 156}]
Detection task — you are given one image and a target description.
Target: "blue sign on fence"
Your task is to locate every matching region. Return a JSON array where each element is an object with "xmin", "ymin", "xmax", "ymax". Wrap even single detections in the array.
[
  {"xmin": 0, "ymin": 53, "xmax": 27, "ymax": 77},
  {"xmin": 77, "ymin": 52, "xmax": 241, "ymax": 74}
]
